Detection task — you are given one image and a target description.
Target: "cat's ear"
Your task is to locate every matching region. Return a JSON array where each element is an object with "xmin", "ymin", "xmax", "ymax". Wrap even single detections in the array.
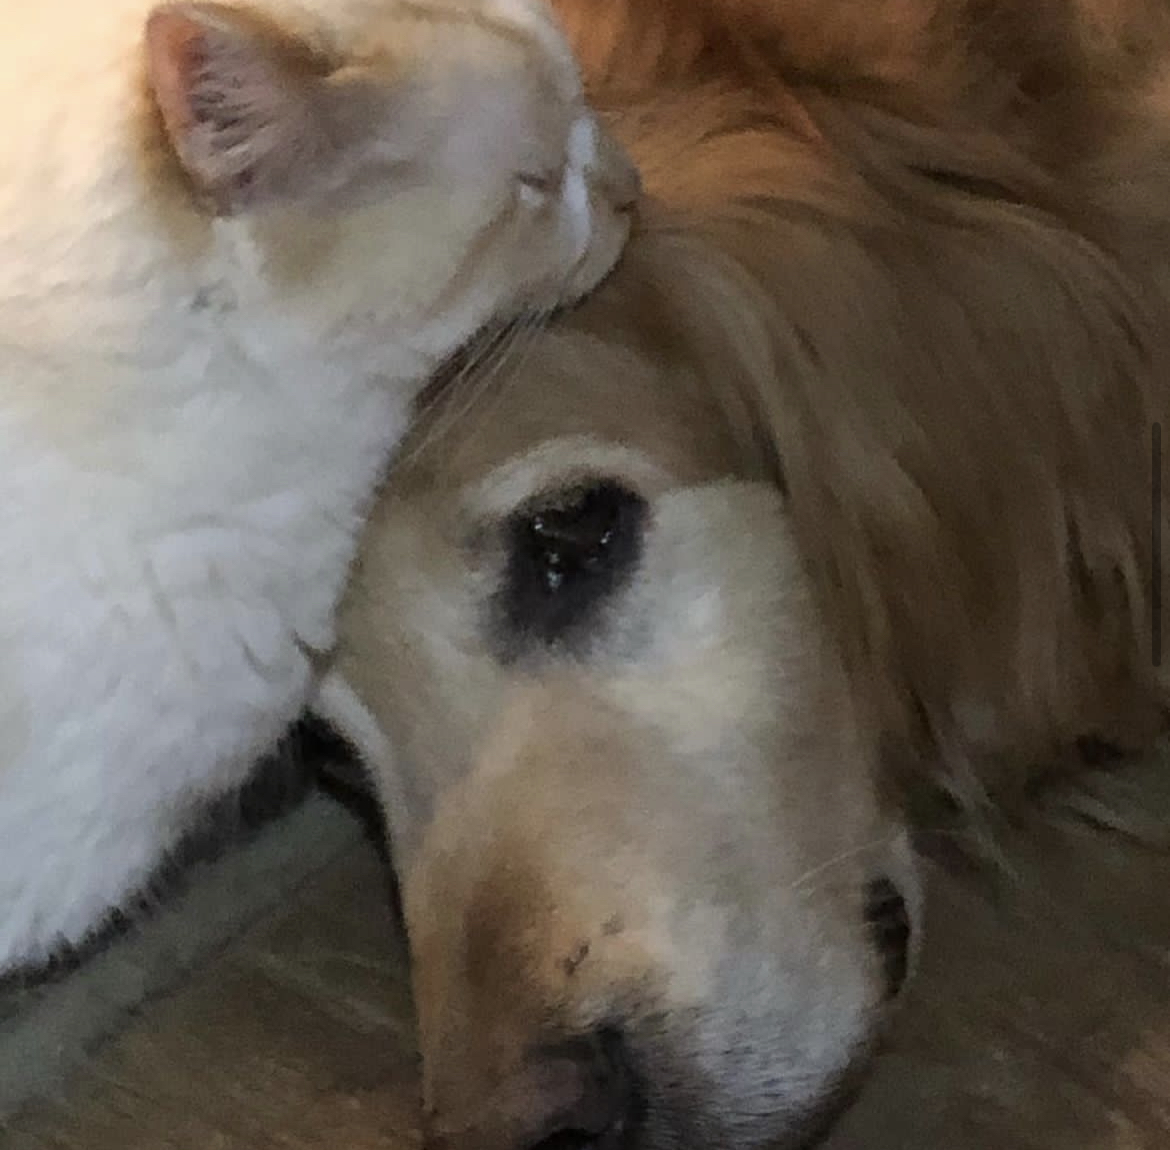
[{"xmin": 144, "ymin": 2, "xmax": 346, "ymax": 214}]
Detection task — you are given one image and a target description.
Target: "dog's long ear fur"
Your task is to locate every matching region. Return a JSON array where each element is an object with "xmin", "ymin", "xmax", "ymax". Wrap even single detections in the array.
[
  {"xmin": 734, "ymin": 194, "xmax": 1164, "ymax": 797},
  {"xmin": 705, "ymin": 112, "xmax": 1168, "ymax": 803},
  {"xmin": 594, "ymin": 0, "xmax": 1170, "ymax": 805}
]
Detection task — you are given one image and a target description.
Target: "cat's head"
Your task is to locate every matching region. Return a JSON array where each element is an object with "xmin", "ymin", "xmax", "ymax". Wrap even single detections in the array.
[{"xmin": 143, "ymin": 0, "xmax": 639, "ymax": 374}]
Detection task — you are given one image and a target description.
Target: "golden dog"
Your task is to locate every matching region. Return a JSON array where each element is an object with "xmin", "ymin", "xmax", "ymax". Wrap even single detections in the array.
[{"xmin": 325, "ymin": 1, "xmax": 1170, "ymax": 1146}]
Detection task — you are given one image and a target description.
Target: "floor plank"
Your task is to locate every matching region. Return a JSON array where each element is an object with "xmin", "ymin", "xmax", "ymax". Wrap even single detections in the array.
[
  {"xmin": 4, "ymin": 846, "xmax": 418, "ymax": 1150},
  {"xmin": 4, "ymin": 761, "xmax": 1170, "ymax": 1149}
]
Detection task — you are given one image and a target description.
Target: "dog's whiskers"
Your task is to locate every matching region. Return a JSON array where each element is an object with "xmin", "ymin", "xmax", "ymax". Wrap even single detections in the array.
[
  {"xmin": 788, "ymin": 834, "xmax": 905, "ymax": 897},
  {"xmin": 788, "ymin": 821, "xmax": 1000, "ymax": 906}
]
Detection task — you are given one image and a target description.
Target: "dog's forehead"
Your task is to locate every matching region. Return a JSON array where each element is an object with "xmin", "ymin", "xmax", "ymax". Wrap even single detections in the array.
[{"xmin": 457, "ymin": 437, "xmax": 675, "ymax": 523}]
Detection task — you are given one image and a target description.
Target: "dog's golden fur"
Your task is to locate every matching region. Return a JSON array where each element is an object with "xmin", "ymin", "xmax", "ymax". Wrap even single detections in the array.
[
  {"xmin": 549, "ymin": 0, "xmax": 1170, "ymax": 801},
  {"xmin": 328, "ymin": 1, "xmax": 1170, "ymax": 1145}
]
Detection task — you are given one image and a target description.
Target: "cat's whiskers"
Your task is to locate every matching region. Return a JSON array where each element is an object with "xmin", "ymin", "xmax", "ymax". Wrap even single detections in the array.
[
  {"xmin": 392, "ymin": 318, "xmax": 516, "ymax": 469},
  {"xmin": 397, "ymin": 306, "xmax": 554, "ymax": 469}
]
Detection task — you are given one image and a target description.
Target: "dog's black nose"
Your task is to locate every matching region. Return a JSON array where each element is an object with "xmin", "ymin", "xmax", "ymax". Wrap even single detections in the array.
[
  {"xmin": 525, "ymin": 1029, "xmax": 635, "ymax": 1150},
  {"xmin": 426, "ymin": 1028, "xmax": 636, "ymax": 1150},
  {"xmin": 865, "ymin": 876, "xmax": 911, "ymax": 999}
]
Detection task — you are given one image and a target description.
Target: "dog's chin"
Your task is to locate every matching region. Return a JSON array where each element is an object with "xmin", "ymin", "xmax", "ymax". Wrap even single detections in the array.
[
  {"xmin": 783, "ymin": 1049, "xmax": 880, "ymax": 1149},
  {"xmin": 607, "ymin": 1026, "xmax": 885, "ymax": 1150},
  {"xmin": 622, "ymin": 1082, "xmax": 867, "ymax": 1150}
]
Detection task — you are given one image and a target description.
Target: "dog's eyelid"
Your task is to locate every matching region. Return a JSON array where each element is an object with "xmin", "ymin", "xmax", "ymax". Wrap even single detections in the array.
[
  {"xmin": 508, "ymin": 475, "xmax": 647, "ymax": 521},
  {"xmin": 490, "ymin": 479, "xmax": 648, "ymax": 658}
]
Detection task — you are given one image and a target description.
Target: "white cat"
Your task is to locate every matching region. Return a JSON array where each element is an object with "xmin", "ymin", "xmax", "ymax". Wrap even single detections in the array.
[{"xmin": 0, "ymin": 0, "xmax": 637, "ymax": 972}]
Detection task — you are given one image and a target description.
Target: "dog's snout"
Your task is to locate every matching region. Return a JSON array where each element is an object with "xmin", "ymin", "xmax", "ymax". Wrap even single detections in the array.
[
  {"xmin": 864, "ymin": 876, "xmax": 911, "ymax": 1000},
  {"xmin": 523, "ymin": 1029, "xmax": 635, "ymax": 1150},
  {"xmin": 427, "ymin": 1028, "xmax": 637, "ymax": 1150}
]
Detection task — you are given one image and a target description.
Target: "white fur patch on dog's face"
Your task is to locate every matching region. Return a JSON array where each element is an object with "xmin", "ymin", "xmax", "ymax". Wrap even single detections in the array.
[{"xmin": 335, "ymin": 442, "xmax": 922, "ymax": 1150}]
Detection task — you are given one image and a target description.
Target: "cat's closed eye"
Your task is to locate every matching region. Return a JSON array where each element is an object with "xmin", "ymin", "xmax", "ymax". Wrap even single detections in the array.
[{"xmin": 516, "ymin": 167, "xmax": 565, "ymax": 205}]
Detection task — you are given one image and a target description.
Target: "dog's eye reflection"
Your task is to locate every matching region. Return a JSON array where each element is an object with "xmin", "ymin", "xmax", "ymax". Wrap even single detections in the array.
[
  {"xmin": 526, "ymin": 484, "xmax": 629, "ymax": 589},
  {"xmin": 495, "ymin": 479, "xmax": 646, "ymax": 654}
]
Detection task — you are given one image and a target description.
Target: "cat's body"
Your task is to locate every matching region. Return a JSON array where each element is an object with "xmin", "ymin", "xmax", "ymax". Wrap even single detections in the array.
[{"xmin": 0, "ymin": 0, "xmax": 636, "ymax": 972}]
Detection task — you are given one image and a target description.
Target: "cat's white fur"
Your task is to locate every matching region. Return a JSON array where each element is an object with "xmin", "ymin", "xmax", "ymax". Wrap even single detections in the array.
[{"xmin": 0, "ymin": 0, "xmax": 637, "ymax": 971}]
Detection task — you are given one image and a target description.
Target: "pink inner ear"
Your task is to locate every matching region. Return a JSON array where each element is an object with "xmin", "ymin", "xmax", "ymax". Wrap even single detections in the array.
[{"xmin": 145, "ymin": 5, "xmax": 209, "ymax": 139}]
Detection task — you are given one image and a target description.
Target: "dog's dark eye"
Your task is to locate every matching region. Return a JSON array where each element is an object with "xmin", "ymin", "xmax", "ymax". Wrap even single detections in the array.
[{"xmin": 495, "ymin": 480, "xmax": 647, "ymax": 656}]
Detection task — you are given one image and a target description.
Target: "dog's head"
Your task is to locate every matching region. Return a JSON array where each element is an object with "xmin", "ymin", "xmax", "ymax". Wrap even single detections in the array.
[
  {"xmin": 334, "ymin": 0, "xmax": 1170, "ymax": 1141},
  {"xmin": 336, "ymin": 221, "xmax": 924, "ymax": 1146}
]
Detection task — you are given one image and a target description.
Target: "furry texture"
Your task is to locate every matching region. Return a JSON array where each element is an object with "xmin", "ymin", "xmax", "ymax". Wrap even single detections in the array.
[
  {"xmin": 327, "ymin": 0, "xmax": 1170, "ymax": 1146},
  {"xmin": 0, "ymin": 0, "xmax": 637, "ymax": 974},
  {"xmin": 559, "ymin": 0, "xmax": 1170, "ymax": 803}
]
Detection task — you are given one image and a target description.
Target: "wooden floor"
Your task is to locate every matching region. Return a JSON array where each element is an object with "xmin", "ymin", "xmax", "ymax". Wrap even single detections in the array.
[{"xmin": 4, "ymin": 757, "xmax": 1170, "ymax": 1150}]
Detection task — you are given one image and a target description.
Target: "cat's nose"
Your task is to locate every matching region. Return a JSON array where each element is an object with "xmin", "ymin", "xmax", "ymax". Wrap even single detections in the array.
[{"xmin": 596, "ymin": 132, "xmax": 641, "ymax": 212}]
